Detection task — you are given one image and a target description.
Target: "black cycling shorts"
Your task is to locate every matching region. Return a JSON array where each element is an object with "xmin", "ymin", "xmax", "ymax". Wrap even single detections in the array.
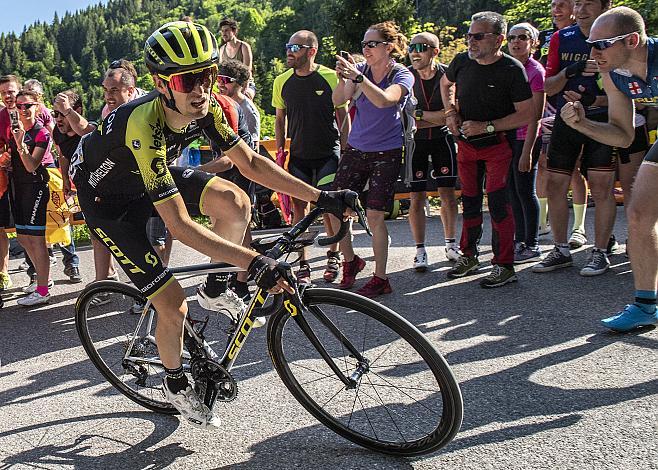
[
  {"xmin": 410, "ymin": 135, "xmax": 458, "ymax": 192},
  {"xmin": 547, "ymin": 114, "xmax": 615, "ymax": 175},
  {"xmin": 217, "ymin": 167, "xmax": 254, "ymax": 199},
  {"xmin": 10, "ymin": 180, "xmax": 49, "ymax": 236},
  {"xmin": 0, "ymin": 191, "xmax": 10, "ymax": 228},
  {"xmin": 618, "ymin": 124, "xmax": 650, "ymax": 164},
  {"xmin": 288, "ymin": 157, "xmax": 338, "ymax": 191}
]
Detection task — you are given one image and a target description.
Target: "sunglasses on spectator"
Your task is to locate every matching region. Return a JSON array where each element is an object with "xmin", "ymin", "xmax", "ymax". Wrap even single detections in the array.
[
  {"xmin": 159, "ymin": 65, "xmax": 218, "ymax": 93},
  {"xmin": 408, "ymin": 43, "xmax": 435, "ymax": 53},
  {"xmin": 466, "ymin": 32, "xmax": 497, "ymax": 41},
  {"xmin": 507, "ymin": 33, "xmax": 531, "ymax": 41},
  {"xmin": 285, "ymin": 43, "xmax": 311, "ymax": 53},
  {"xmin": 586, "ymin": 32, "xmax": 636, "ymax": 50},
  {"xmin": 109, "ymin": 59, "xmax": 124, "ymax": 69},
  {"xmin": 16, "ymin": 102, "xmax": 38, "ymax": 110},
  {"xmin": 361, "ymin": 40, "xmax": 389, "ymax": 49},
  {"xmin": 52, "ymin": 110, "xmax": 64, "ymax": 118},
  {"xmin": 217, "ymin": 75, "xmax": 238, "ymax": 85}
]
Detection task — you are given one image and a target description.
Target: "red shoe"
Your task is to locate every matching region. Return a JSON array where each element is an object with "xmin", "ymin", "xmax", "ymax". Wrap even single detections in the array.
[
  {"xmin": 337, "ymin": 255, "xmax": 366, "ymax": 289},
  {"xmin": 323, "ymin": 250, "xmax": 341, "ymax": 283},
  {"xmin": 356, "ymin": 275, "xmax": 392, "ymax": 298}
]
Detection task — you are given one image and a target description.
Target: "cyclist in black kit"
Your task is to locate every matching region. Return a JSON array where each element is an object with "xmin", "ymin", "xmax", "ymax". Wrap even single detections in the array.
[{"xmin": 71, "ymin": 21, "xmax": 355, "ymax": 429}]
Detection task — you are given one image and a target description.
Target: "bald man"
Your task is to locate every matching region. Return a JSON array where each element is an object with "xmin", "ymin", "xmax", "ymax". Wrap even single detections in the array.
[
  {"xmin": 406, "ymin": 32, "xmax": 460, "ymax": 271},
  {"xmin": 560, "ymin": 6, "xmax": 658, "ymax": 332}
]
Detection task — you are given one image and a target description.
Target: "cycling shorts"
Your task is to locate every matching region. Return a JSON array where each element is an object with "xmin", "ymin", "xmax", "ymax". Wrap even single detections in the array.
[
  {"xmin": 288, "ymin": 157, "xmax": 338, "ymax": 191},
  {"xmin": 618, "ymin": 124, "xmax": 649, "ymax": 163},
  {"xmin": 410, "ymin": 135, "xmax": 458, "ymax": 192},
  {"xmin": 9, "ymin": 180, "xmax": 49, "ymax": 236},
  {"xmin": 217, "ymin": 167, "xmax": 254, "ymax": 199},
  {"xmin": 0, "ymin": 191, "xmax": 10, "ymax": 227}
]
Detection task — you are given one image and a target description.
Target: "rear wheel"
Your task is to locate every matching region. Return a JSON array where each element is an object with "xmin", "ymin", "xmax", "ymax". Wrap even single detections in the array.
[{"xmin": 267, "ymin": 288, "xmax": 462, "ymax": 456}]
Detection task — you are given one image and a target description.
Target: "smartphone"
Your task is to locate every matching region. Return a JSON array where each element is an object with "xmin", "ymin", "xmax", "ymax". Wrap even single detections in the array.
[
  {"xmin": 340, "ymin": 50, "xmax": 350, "ymax": 60},
  {"xmin": 9, "ymin": 110, "xmax": 19, "ymax": 131}
]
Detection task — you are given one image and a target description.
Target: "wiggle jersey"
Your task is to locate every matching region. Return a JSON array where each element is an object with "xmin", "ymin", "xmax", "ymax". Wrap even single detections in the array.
[{"xmin": 610, "ymin": 37, "xmax": 658, "ymax": 106}]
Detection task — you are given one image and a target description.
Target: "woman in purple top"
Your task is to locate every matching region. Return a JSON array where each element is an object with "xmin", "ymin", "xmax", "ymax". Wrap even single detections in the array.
[
  {"xmin": 333, "ymin": 21, "xmax": 414, "ymax": 297},
  {"xmin": 506, "ymin": 22, "xmax": 546, "ymax": 263}
]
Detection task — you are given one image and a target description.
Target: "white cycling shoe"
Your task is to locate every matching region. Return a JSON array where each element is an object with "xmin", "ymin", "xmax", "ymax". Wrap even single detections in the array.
[
  {"xmin": 162, "ymin": 379, "xmax": 221, "ymax": 430},
  {"xmin": 197, "ymin": 284, "xmax": 266, "ymax": 328}
]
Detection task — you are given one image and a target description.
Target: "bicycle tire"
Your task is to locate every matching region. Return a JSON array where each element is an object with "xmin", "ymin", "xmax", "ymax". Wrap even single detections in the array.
[
  {"xmin": 267, "ymin": 288, "xmax": 463, "ymax": 456},
  {"xmin": 75, "ymin": 280, "xmax": 176, "ymax": 414}
]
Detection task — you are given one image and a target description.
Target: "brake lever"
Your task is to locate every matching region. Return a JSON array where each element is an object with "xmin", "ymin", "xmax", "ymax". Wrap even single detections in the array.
[{"xmin": 352, "ymin": 198, "xmax": 372, "ymax": 237}]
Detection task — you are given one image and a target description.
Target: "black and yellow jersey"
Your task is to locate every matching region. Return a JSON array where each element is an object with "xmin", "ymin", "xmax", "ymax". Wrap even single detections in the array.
[{"xmin": 74, "ymin": 90, "xmax": 240, "ymax": 206}]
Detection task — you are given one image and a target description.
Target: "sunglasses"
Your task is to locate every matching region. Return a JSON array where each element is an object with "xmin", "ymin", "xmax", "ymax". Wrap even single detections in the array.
[
  {"xmin": 285, "ymin": 43, "xmax": 312, "ymax": 53},
  {"xmin": 52, "ymin": 110, "xmax": 64, "ymax": 118},
  {"xmin": 586, "ymin": 32, "xmax": 636, "ymax": 50},
  {"xmin": 217, "ymin": 75, "xmax": 238, "ymax": 85},
  {"xmin": 507, "ymin": 34, "xmax": 530, "ymax": 41},
  {"xmin": 16, "ymin": 102, "xmax": 38, "ymax": 110},
  {"xmin": 361, "ymin": 40, "xmax": 389, "ymax": 49},
  {"xmin": 466, "ymin": 32, "xmax": 497, "ymax": 41},
  {"xmin": 160, "ymin": 65, "xmax": 218, "ymax": 93},
  {"xmin": 109, "ymin": 59, "xmax": 124, "ymax": 69},
  {"xmin": 408, "ymin": 43, "xmax": 435, "ymax": 53}
]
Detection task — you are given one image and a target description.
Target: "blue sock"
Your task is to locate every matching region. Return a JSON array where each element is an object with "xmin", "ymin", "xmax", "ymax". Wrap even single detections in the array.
[{"xmin": 634, "ymin": 290, "xmax": 656, "ymax": 314}]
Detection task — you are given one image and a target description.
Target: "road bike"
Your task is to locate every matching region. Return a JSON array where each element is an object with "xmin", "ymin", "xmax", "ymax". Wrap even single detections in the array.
[{"xmin": 75, "ymin": 205, "xmax": 463, "ymax": 456}]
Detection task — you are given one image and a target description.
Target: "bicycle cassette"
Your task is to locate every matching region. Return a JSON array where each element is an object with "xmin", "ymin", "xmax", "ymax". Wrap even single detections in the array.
[{"xmin": 191, "ymin": 358, "xmax": 238, "ymax": 403}]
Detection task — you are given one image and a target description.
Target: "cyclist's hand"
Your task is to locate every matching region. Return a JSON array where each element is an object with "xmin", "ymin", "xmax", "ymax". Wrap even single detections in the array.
[
  {"xmin": 248, "ymin": 255, "xmax": 294, "ymax": 294},
  {"xmin": 315, "ymin": 190, "xmax": 358, "ymax": 220}
]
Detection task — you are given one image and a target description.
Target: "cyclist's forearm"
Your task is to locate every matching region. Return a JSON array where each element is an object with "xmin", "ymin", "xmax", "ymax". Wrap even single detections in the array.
[{"xmin": 248, "ymin": 152, "xmax": 321, "ymax": 202}]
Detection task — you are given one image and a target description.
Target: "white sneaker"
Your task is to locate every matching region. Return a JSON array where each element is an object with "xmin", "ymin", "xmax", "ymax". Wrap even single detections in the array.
[
  {"xmin": 23, "ymin": 279, "xmax": 54, "ymax": 294},
  {"xmin": 538, "ymin": 224, "xmax": 551, "ymax": 237},
  {"xmin": 413, "ymin": 249, "xmax": 428, "ymax": 272},
  {"xmin": 445, "ymin": 245, "xmax": 462, "ymax": 262},
  {"xmin": 18, "ymin": 261, "xmax": 29, "ymax": 271},
  {"xmin": 18, "ymin": 291, "xmax": 51, "ymax": 306},
  {"xmin": 197, "ymin": 284, "xmax": 265, "ymax": 327},
  {"xmin": 49, "ymin": 255, "xmax": 57, "ymax": 266},
  {"xmin": 162, "ymin": 379, "xmax": 221, "ymax": 429}
]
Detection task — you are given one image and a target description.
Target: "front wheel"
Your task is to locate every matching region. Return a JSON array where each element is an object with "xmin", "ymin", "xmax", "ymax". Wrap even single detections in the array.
[{"xmin": 267, "ymin": 288, "xmax": 463, "ymax": 456}]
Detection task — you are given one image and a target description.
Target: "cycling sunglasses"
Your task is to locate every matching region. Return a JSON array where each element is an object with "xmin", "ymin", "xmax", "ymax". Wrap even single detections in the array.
[
  {"xmin": 285, "ymin": 43, "xmax": 312, "ymax": 53},
  {"xmin": 217, "ymin": 75, "xmax": 238, "ymax": 85},
  {"xmin": 361, "ymin": 40, "xmax": 389, "ymax": 49},
  {"xmin": 586, "ymin": 32, "xmax": 636, "ymax": 50},
  {"xmin": 16, "ymin": 102, "xmax": 38, "ymax": 110},
  {"xmin": 466, "ymin": 32, "xmax": 497, "ymax": 41},
  {"xmin": 507, "ymin": 34, "xmax": 530, "ymax": 41},
  {"xmin": 160, "ymin": 65, "xmax": 218, "ymax": 93},
  {"xmin": 408, "ymin": 43, "xmax": 435, "ymax": 53}
]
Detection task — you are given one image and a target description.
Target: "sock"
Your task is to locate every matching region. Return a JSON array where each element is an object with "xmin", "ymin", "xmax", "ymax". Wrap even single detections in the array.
[
  {"xmin": 634, "ymin": 290, "xmax": 657, "ymax": 314},
  {"xmin": 556, "ymin": 243, "xmax": 570, "ymax": 257},
  {"xmin": 445, "ymin": 238, "xmax": 457, "ymax": 248},
  {"xmin": 165, "ymin": 365, "xmax": 189, "ymax": 394},
  {"xmin": 572, "ymin": 203, "xmax": 587, "ymax": 234},
  {"xmin": 232, "ymin": 280, "xmax": 250, "ymax": 301},
  {"xmin": 538, "ymin": 198, "xmax": 548, "ymax": 228},
  {"xmin": 416, "ymin": 243, "xmax": 425, "ymax": 250},
  {"xmin": 36, "ymin": 285, "xmax": 49, "ymax": 296},
  {"xmin": 203, "ymin": 273, "xmax": 230, "ymax": 298}
]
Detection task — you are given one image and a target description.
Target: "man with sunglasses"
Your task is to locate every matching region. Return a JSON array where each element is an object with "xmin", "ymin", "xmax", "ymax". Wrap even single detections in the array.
[
  {"xmin": 535, "ymin": 0, "xmax": 615, "ymax": 277},
  {"xmin": 71, "ymin": 21, "xmax": 356, "ymax": 428},
  {"xmin": 440, "ymin": 11, "xmax": 534, "ymax": 288},
  {"xmin": 406, "ymin": 32, "xmax": 460, "ymax": 271},
  {"xmin": 558, "ymin": 6, "xmax": 658, "ymax": 331},
  {"xmin": 272, "ymin": 30, "xmax": 346, "ymax": 284}
]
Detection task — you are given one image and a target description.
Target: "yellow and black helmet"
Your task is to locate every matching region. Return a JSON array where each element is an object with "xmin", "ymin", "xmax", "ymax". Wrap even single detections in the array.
[{"xmin": 144, "ymin": 21, "xmax": 219, "ymax": 75}]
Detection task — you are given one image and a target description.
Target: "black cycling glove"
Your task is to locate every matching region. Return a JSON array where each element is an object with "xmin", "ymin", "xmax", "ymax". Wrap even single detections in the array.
[
  {"xmin": 578, "ymin": 90, "xmax": 597, "ymax": 107},
  {"xmin": 315, "ymin": 190, "xmax": 359, "ymax": 219},
  {"xmin": 564, "ymin": 60, "xmax": 587, "ymax": 79},
  {"xmin": 248, "ymin": 255, "xmax": 288, "ymax": 291}
]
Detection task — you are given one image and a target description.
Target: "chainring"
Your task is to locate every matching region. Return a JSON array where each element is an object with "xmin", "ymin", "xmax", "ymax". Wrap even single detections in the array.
[{"xmin": 190, "ymin": 358, "xmax": 238, "ymax": 405}]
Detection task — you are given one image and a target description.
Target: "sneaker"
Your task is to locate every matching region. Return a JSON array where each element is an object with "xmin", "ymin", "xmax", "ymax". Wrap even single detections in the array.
[
  {"xmin": 601, "ymin": 304, "xmax": 658, "ymax": 332},
  {"xmin": 23, "ymin": 278, "xmax": 54, "ymax": 294},
  {"xmin": 445, "ymin": 245, "xmax": 462, "ymax": 262},
  {"xmin": 514, "ymin": 246, "xmax": 542, "ymax": 264},
  {"xmin": 17, "ymin": 291, "xmax": 51, "ymax": 306},
  {"xmin": 64, "ymin": 265, "xmax": 83, "ymax": 283},
  {"xmin": 606, "ymin": 234, "xmax": 620, "ymax": 255},
  {"xmin": 579, "ymin": 249, "xmax": 610, "ymax": 277},
  {"xmin": 0, "ymin": 272, "xmax": 12, "ymax": 291},
  {"xmin": 323, "ymin": 251, "xmax": 341, "ymax": 282},
  {"xmin": 538, "ymin": 224, "xmax": 551, "ymax": 237},
  {"xmin": 413, "ymin": 249, "xmax": 428, "ymax": 272},
  {"xmin": 296, "ymin": 262, "xmax": 311, "ymax": 285},
  {"xmin": 532, "ymin": 247, "xmax": 573, "ymax": 273},
  {"xmin": 338, "ymin": 255, "xmax": 366, "ymax": 289},
  {"xmin": 356, "ymin": 275, "xmax": 392, "ymax": 298},
  {"xmin": 197, "ymin": 284, "xmax": 265, "ymax": 327},
  {"xmin": 479, "ymin": 265, "xmax": 518, "ymax": 288},
  {"xmin": 49, "ymin": 255, "xmax": 57, "ymax": 266},
  {"xmin": 18, "ymin": 260, "xmax": 29, "ymax": 271},
  {"xmin": 131, "ymin": 300, "xmax": 146, "ymax": 314},
  {"xmin": 162, "ymin": 379, "xmax": 220, "ymax": 429},
  {"xmin": 568, "ymin": 230, "xmax": 587, "ymax": 249},
  {"xmin": 89, "ymin": 292, "xmax": 111, "ymax": 307},
  {"xmin": 107, "ymin": 273, "xmax": 120, "ymax": 281},
  {"xmin": 446, "ymin": 255, "xmax": 479, "ymax": 279}
]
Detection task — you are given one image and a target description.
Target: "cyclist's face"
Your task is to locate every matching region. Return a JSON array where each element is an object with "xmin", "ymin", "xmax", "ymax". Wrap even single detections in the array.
[
  {"xmin": 0, "ymin": 81, "xmax": 19, "ymax": 108},
  {"xmin": 166, "ymin": 75, "xmax": 213, "ymax": 120},
  {"xmin": 574, "ymin": 0, "xmax": 605, "ymax": 30},
  {"xmin": 103, "ymin": 71, "xmax": 134, "ymax": 111},
  {"xmin": 552, "ymin": 0, "xmax": 575, "ymax": 29}
]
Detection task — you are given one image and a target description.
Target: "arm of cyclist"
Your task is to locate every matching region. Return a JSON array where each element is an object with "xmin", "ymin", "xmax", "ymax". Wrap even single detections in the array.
[{"xmin": 196, "ymin": 154, "xmax": 233, "ymax": 173}]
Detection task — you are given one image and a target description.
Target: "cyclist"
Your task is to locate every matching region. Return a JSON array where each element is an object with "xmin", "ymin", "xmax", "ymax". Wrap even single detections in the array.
[{"xmin": 71, "ymin": 21, "xmax": 355, "ymax": 429}]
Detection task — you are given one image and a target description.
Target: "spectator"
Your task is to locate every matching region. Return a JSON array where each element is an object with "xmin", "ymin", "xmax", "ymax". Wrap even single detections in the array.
[
  {"xmin": 506, "ymin": 23, "xmax": 546, "ymax": 264},
  {"xmin": 218, "ymin": 60, "xmax": 260, "ymax": 149},
  {"xmin": 219, "ymin": 18, "xmax": 255, "ymax": 100},
  {"xmin": 274, "ymin": 30, "xmax": 345, "ymax": 284},
  {"xmin": 333, "ymin": 21, "xmax": 414, "ymax": 297},
  {"xmin": 406, "ymin": 32, "xmax": 460, "ymax": 271},
  {"xmin": 440, "ymin": 11, "xmax": 533, "ymax": 288},
  {"xmin": 23, "ymin": 79, "xmax": 54, "ymax": 132},
  {"xmin": 534, "ymin": 0, "xmax": 615, "ymax": 276},
  {"xmin": 9, "ymin": 90, "xmax": 53, "ymax": 306}
]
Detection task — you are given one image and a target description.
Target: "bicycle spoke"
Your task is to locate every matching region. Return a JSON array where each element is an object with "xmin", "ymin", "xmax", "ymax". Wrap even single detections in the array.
[
  {"xmin": 364, "ymin": 373, "xmax": 407, "ymax": 442},
  {"xmin": 366, "ymin": 369, "xmax": 442, "ymax": 418}
]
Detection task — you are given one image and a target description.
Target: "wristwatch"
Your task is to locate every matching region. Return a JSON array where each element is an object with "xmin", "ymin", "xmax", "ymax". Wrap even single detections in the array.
[
  {"xmin": 415, "ymin": 109, "xmax": 424, "ymax": 121},
  {"xmin": 352, "ymin": 74, "xmax": 364, "ymax": 83},
  {"xmin": 486, "ymin": 120, "xmax": 495, "ymax": 133}
]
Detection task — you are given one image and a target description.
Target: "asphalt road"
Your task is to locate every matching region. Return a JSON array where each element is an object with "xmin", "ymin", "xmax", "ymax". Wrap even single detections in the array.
[{"xmin": 0, "ymin": 207, "xmax": 656, "ymax": 469}]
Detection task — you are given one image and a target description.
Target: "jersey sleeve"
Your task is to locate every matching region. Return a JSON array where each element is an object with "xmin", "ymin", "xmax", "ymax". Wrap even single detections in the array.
[
  {"xmin": 199, "ymin": 96, "xmax": 241, "ymax": 152},
  {"xmin": 445, "ymin": 53, "xmax": 465, "ymax": 83},
  {"xmin": 272, "ymin": 73, "xmax": 286, "ymax": 109},
  {"xmin": 34, "ymin": 127, "xmax": 51, "ymax": 149},
  {"xmin": 510, "ymin": 63, "xmax": 533, "ymax": 103},
  {"xmin": 545, "ymin": 32, "xmax": 562, "ymax": 78},
  {"xmin": 391, "ymin": 65, "xmax": 414, "ymax": 96}
]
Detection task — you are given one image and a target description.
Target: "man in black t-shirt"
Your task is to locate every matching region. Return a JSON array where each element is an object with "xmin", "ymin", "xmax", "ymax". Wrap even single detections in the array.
[
  {"xmin": 440, "ymin": 11, "xmax": 534, "ymax": 288},
  {"xmin": 407, "ymin": 32, "xmax": 460, "ymax": 272},
  {"xmin": 272, "ymin": 30, "xmax": 347, "ymax": 284}
]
